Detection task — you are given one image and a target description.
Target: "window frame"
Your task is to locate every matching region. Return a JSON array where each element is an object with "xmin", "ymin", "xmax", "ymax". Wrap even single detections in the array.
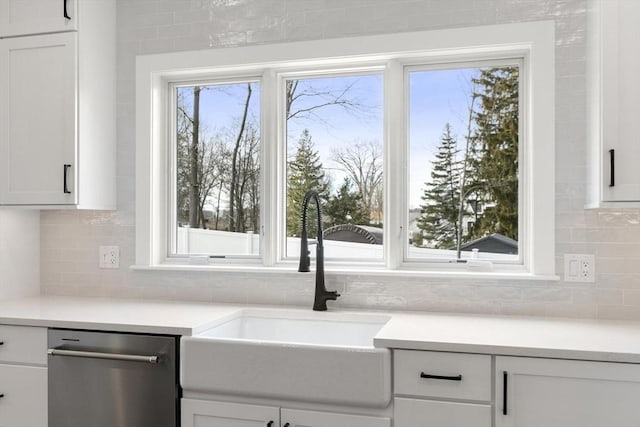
[
  {"xmin": 135, "ymin": 21, "xmax": 556, "ymax": 278},
  {"xmin": 167, "ymin": 76, "xmax": 264, "ymax": 260},
  {"xmin": 276, "ymin": 67, "xmax": 386, "ymax": 264},
  {"xmin": 401, "ymin": 58, "xmax": 525, "ymax": 267}
]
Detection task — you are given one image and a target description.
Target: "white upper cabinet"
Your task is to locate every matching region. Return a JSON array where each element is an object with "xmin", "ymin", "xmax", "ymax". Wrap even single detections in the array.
[
  {"xmin": 0, "ymin": 0, "xmax": 77, "ymax": 37},
  {"xmin": 0, "ymin": 0, "xmax": 115, "ymax": 209},
  {"xmin": 0, "ymin": 32, "xmax": 77, "ymax": 205},
  {"xmin": 587, "ymin": 0, "xmax": 640, "ymax": 206}
]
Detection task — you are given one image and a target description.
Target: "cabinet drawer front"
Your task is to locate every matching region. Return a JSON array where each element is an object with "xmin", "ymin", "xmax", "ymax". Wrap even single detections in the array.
[
  {"xmin": 394, "ymin": 398, "xmax": 491, "ymax": 427},
  {"xmin": 181, "ymin": 398, "xmax": 279, "ymax": 427},
  {"xmin": 394, "ymin": 350, "xmax": 491, "ymax": 401},
  {"xmin": 0, "ymin": 364, "xmax": 47, "ymax": 426},
  {"xmin": 282, "ymin": 408, "xmax": 391, "ymax": 427},
  {"xmin": 0, "ymin": 325, "xmax": 47, "ymax": 365}
]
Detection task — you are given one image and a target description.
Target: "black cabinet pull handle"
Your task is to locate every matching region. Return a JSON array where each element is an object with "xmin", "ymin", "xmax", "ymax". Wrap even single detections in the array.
[
  {"xmin": 0, "ymin": 393, "xmax": 4, "ymax": 398},
  {"xmin": 63, "ymin": 0, "xmax": 71, "ymax": 19},
  {"xmin": 503, "ymin": 371, "xmax": 508, "ymax": 415},
  {"xmin": 420, "ymin": 372, "xmax": 462, "ymax": 381},
  {"xmin": 283, "ymin": 424, "xmax": 290, "ymax": 427},
  {"xmin": 266, "ymin": 422, "xmax": 273, "ymax": 427},
  {"xmin": 609, "ymin": 149, "xmax": 615, "ymax": 187},
  {"xmin": 63, "ymin": 164, "xmax": 71, "ymax": 194},
  {"xmin": 0, "ymin": 341, "xmax": 4, "ymax": 345}
]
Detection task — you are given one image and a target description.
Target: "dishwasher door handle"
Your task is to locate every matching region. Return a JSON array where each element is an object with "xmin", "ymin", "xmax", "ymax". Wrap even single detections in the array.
[{"xmin": 47, "ymin": 348, "xmax": 160, "ymax": 364}]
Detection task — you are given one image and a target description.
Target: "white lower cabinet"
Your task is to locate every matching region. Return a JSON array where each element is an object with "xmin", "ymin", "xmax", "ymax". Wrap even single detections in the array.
[
  {"xmin": 0, "ymin": 325, "xmax": 47, "ymax": 427},
  {"xmin": 182, "ymin": 399, "xmax": 391, "ymax": 427},
  {"xmin": 394, "ymin": 398, "xmax": 491, "ymax": 427},
  {"xmin": 0, "ymin": 364, "xmax": 47, "ymax": 426},
  {"xmin": 281, "ymin": 408, "xmax": 390, "ymax": 427},
  {"xmin": 182, "ymin": 399, "xmax": 279, "ymax": 427},
  {"xmin": 182, "ymin": 348, "xmax": 640, "ymax": 427},
  {"xmin": 496, "ymin": 356, "xmax": 640, "ymax": 427},
  {"xmin": 393, "ymin": 350, "xmax": 492, "ymax": 427}
]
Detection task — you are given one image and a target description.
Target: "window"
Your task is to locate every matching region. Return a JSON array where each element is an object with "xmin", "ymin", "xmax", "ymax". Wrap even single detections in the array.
[
  {"xmin": 171, "ymin": 80, "xmax": 261, "ymax": 257},
  {"xmin": 136, "ymin": 22, "xmax": 555, "ymax": 277},
  {"xmin": 406, "ymin": 63, "xmax": 521, "ymax": 263},
  {"xmin": 284, "ymin": 73, "xmax": 384, "ymax": 261}
]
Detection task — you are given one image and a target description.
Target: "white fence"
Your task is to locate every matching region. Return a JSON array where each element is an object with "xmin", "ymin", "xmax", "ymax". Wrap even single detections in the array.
[{"xmin": 176, "ymin": 227, "xmax": 515, "ymax": 261}]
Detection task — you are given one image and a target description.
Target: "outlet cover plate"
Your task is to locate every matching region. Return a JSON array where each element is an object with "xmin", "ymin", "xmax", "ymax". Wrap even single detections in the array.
[
  {"xmin": 99, "ymin": 246, "xmax": 120, "ymax": 269},
  {"xmin": 564, "ymin": 254, "xmax": 595, "ymax": 282}
]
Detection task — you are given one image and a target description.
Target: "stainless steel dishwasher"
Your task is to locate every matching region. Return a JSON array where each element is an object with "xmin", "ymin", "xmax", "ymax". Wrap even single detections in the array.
[{"xmin": 47, "ymin": 329, "xmax": 179, "ymax": 427}]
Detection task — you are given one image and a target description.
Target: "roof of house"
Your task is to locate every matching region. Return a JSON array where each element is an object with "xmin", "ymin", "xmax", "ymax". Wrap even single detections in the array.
[{"xmin": 459, "ymin": 233, "xmax": 518, "ymax": 255}]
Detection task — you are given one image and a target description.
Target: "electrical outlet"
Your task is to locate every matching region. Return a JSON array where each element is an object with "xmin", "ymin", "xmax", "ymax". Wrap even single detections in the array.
[
  {"xmin": 99, "ymin": 246, "xmax": 119, "ymax": 269},
  {"xmin": 564, "ymin": 254, "xmax": 595, "ymax": 282}
]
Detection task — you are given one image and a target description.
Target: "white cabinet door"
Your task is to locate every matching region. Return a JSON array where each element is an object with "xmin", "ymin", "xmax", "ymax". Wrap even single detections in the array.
[
  {"xmin": 496, "ymin": 356, "xmax": 640, "ymax": 427},
  {"xmin": 182, "ymin": 399, "xmax": 279, "ymax": 427},
  {"xmin": 601, "ymin": 0, "xmax": 640, "ymax": 202},
  {"xmin": 281, "ymin": 408, "xmax": 390, "ymax": 427},
  {"xmin": 0, "ymin": 32, "xmax": 76, "ymax": 205},
  {"xmin": 0, "ymin": 364, "xmax": 47, "ymax": 427},
  {"xmin": 588, "ymin": 0, "xmax": 640, "ymax": 204},
  {"xmin": 394, "ymin": 398, "xmax": 491, "ymax": 427},
  {"xmin": 0, "ymin": 0, "xmax": 77, "ymax": 37}
]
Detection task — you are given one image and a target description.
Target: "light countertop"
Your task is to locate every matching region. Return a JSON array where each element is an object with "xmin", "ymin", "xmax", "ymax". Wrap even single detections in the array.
[
  {"xmin": 375, "ymin": 312, "xmax": 640, "ymax": 363},
  {"xmin": 0, "ymin": 296, "xmax": 242, "ymax": 335},
  {"xmin": 3, "ymin": 296, "xmax": 640, "ymax": 363}
]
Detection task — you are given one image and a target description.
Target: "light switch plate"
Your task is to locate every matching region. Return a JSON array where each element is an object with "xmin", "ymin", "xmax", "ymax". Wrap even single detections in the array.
[
  {"xmin": 564, "ymin": 254, "xmax": 595, "ymax": 282},
  {"xmin": 99, "ymin": 246, "xmax": 119, "ymax": 269}
]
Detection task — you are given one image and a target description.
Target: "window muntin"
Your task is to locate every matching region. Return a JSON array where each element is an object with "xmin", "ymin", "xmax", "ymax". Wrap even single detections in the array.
[
  {"xmin": 406, "ymin": 63, "xmax": 521, "ymax": 263},
  {"xmin": 283, "ymin": 73, "xmax": 384, "ymax": 261},
  {"xmin": 170, "ymin": 80, "xmax": 261, "ymax": 257}
]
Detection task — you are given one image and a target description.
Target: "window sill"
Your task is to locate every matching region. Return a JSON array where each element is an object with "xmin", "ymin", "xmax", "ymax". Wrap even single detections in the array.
[{"xmin": 130, "ymin": 263, "xmax": 559, "ymax": 282}]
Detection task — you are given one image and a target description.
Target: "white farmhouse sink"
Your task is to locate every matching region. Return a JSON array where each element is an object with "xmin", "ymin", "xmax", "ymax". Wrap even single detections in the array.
[{"xmin": 181, "ymin": 308, "xmax": 392, "ymax": 407}]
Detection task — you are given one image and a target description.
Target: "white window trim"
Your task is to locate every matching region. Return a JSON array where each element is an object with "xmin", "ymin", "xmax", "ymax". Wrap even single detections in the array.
[
  {"xmin": 400, "ymin": 57, "xmax": 525, "ymax": 268},
  {"xmin": 135, "ymin": 21, "xmax": 556, "ymax": 279}
]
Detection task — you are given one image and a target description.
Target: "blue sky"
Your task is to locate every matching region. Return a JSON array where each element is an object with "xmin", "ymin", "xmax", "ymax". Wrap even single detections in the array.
[
  {"xmin": 409, "ymin": 68, "xmax": 479, "ymax": 208},
  {"xmin": 180, "ymin": 67, "xmax": 479, "ymax": 209}
]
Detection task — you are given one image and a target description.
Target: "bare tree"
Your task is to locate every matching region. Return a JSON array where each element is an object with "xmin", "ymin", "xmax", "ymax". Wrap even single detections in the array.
[
  {"xmin": 286, "ymin": 79, "xmax": 374, "ymax": 123},
  {"xmin": 228, "ymin": 121, "xmax": 260, "ymax": 232},
  {"xmin": 197, "ymin": 137, "xmax": 230, "ymax": 228},
  {"xmin": 177, "ymin": 77, "xmax": 374, "ymax": 238},
  {"xmin": 189, "ymin": 86, "xmax": 201, "ymax": 227},
  {"xmin": 228, "ymin": 83, "xmax": 253, "ymax": 232},
  {"xmin": 331, "ymin": 139, "xmax": 383, "ymax": 223}
]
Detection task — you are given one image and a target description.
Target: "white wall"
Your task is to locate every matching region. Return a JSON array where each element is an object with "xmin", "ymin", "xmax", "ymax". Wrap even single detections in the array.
[
  {"xmin": 0, "ymin": 210, "xmax": 39, "ymax": 298},
  {"xmin": 40, "ymin": 0, "xmax": 640, "ymax": 320}
]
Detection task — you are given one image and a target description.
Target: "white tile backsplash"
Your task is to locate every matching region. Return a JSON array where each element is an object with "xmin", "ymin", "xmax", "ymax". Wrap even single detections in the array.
[
  {"xmin": 38, "ymin": 0, "xmax": 640, "ymax": 320},
  {"xmin": 0, "ymin": 210, "xmax": 39, "ymax": 299}
]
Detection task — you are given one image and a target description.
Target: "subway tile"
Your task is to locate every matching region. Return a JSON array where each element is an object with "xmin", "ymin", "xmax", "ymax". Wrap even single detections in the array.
[{"xmin": 37, "ymin": 0, "xmax": 640, "ymax": 322}]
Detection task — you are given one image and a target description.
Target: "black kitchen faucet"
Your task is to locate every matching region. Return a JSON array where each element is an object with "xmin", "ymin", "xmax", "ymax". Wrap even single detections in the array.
[{"xmin": 298, "ymin": 189, "xmax": 340, "ymax": 311}]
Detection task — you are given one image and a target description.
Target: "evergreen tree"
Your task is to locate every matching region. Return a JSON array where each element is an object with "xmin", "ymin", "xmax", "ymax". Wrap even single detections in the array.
[
  {"xmin": 417, "ymin": 124, "xmax": 462, "ymax": 249},
  {"xmin": 324, "ymin": 178, "xmax": 369, "ymax": 226},
  {"xmin": 287, "ymin": 129, "xmax": 330, "ymax": 238},
  {"xmin": 471, "ymin": 67, "xmax": 519, "ymax": 241}
]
